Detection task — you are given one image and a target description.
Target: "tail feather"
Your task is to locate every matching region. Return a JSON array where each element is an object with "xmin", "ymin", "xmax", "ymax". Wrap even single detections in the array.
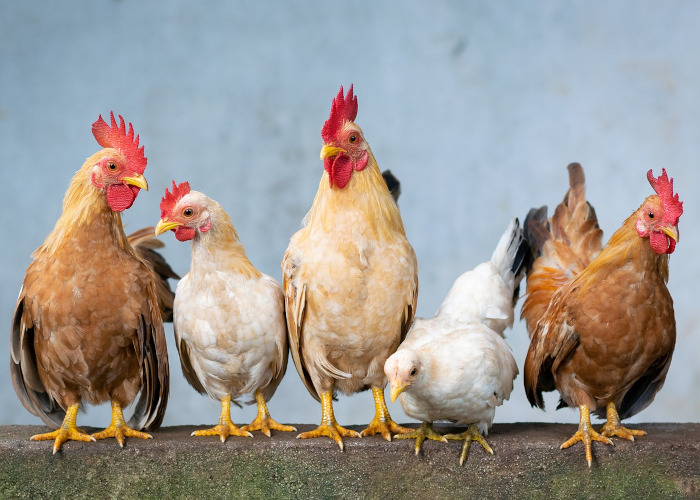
[
  {"xmin": 520, "ymin": 163, "xmax": 603, "ymax": 337},
  {"xmin": 382, "ymin": 169, "xmax": 401, "ymax": 203},
  {"xmin": 128, "ymin": 227, "xmax": 180, "ymax": 323},
  {"xmin": 490, "ymin": 217, "xmax": 531, "ymax": 305}
]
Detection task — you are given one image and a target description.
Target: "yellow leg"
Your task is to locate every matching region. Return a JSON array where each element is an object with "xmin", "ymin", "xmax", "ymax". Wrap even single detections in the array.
[
  {"xmin": 91, "ymin": 400, "xmax": 152, "ymax": 447},
  {"xmin": 30, "ymin": 403, "xmax": 95, "ymax": 454},
  {"xmin": 561, "ymin": 404, "xmax": 613, "ymax": 467},
  {"xmin": 296, "ymin": 390, "xmax": 360, "ymax": 451},
  {"xmin": 240, "ymin": 390, "xmax": 296, "ymax": 437},
  {"xmin": 360, "ymin": 386, "xmax": 413, "ymax": 440},
  {"xmin": 395, "ymin": 421, "xmax": 447, "ymax": 455},
  {"xmin": 599, "ymin": 402, "xmax": 646, "ymax": 441},
  {"xmin": 444, "ymin": 423, "xmax": 494, "ymax": 466},
  {"xmin": 191, "ymin": 395, "xmax": 252, "ymax": 443}
]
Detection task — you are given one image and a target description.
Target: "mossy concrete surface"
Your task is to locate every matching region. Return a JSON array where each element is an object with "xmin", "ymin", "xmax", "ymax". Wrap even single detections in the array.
[{"xmin": 1, "ymin": 423, "xmax": 698, "ymax": 499}]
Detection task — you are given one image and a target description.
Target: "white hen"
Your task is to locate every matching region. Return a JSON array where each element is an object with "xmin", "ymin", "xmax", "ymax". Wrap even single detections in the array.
[
  {"xmin": 156, "ymin": 181, "xmax": 294, "ymax": 442},
  {"xmin": 385, "ymin": 218, "xmax": 528, "ymax": 465}
]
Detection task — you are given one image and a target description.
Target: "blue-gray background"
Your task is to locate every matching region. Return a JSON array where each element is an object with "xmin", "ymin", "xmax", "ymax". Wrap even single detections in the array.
[{"xmin": 1, "ymin": 1, "xmax": 698, "ymax": 429}]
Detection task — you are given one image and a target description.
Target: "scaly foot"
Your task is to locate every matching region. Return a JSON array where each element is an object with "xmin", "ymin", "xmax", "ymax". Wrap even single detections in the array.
[
  {"xmin": 296, "ymin": 390, "xmax": 360, "ymax": 450},
  {"xmin": 297, "ymin": 422, "xmax": 361, "ymax": 451},
  {"xmin": 561, "ymin": 405, "xmax": 613, "ymax": 467},
  {"xmin": 30, "ymin": 403, "xmax": 95, "ymax": 454},
  {"xmin": 241, "ymin": 416, "xmax": 296, "ymax": 437},
  {"xmin": 360, "ymin": 387, "xmax": 413, "ymax": 440},
  {"xmin": 91, "ymin": 400, "xmax": 152, "ymax": 447},
  {"xmin": 240, "ymin": 390, "xmax": 295, "ymax": 437},
  {"xmin": 444, "ymin": 423, "xmax": 493, "ymax": 466},
  {"xmin": 191, "ymin": 395, "xmax": 252, "ymax": 443},
  {"xmin": 599, "ymin": 401, "xmax": 646, "ymax": 441},
  {"xmin": 395, "ymin": 421, "xmax": 446, "ymax": 455},
  {"xmin": 192, "ymin": 423, "xmax": 252, "ymax": 442}
]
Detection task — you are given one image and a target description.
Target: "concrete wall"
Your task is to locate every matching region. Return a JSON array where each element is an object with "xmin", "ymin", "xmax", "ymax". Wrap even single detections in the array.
[
  {"xmin": 2, "ymin": 424, "xmax": 699, "ymax": 498},
  {"xmin": 1, "ymin": 1, "xmax": 698, "ymax": 429}
]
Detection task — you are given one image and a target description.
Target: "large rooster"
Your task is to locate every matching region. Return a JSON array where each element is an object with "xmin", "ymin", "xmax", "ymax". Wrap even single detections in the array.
[
  {"xmin": 10, "ymin": 113, "xmax": 171, "ymax": 453},
  {"xmin": 282, "ymin": 85, "xmax": 418, "ymax": 449},
  {"xmin": 521, "ymin": 163, "xmax": 683, "ymax": 466}
]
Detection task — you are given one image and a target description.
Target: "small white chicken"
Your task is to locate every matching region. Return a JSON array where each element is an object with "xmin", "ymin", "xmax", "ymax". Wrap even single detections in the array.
[
  {"xmin": 156, "ymin": 181, "xmax": 294, "ymax": 441},
  {"xmin": 385, "ymin": 218, "xmax": 528, "ymax": 465}
]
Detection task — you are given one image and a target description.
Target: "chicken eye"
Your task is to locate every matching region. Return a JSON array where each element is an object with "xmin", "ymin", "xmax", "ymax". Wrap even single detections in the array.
[
  {"xmin": 648, "ymin": 212, "xmax": 655, "ymax": 219},
  {"xmin": 410, "ymin": 367, "xmax": 417, "ymax": 376},
  {"xmin": 349, "ymin": 134, "xmax": 357, "ymax": 143},
  {"xmin": 183, "ymin": 208, "xmax": 194, "ymax": 218},
  {"xmin": 106, "ymin": 161, "xmax": 117, "ymax": 171}
]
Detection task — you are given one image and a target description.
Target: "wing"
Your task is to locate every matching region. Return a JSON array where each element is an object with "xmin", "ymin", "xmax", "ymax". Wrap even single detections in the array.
[
  {"xmin": 616, "ymin": 352, "xmax": 673, "ymax": 420},
  {"xmin": 400, "ymin": 274, "xmax": 418, "ymax": 345},
  {"xmin": 126, "ymin": 276, "xmax": 170, "ymax": 431},
  {"xmin": 128, "ymin": 227, "xmax": 180, "ymax": 323},
  {"xmin": 281, "ymin": 249, "xmax": 320, "ymax": 402},
  {"xmin": 172, "ymin": 321, "xmax": 207, "ymax": 395},
  {"xmin": 10, "ymin": 290, "xmax": 65, "ymax": 428},
  {"xmin": 521, "ymin": 163, "xmax": 603, "ymax": 338},
  {"xmin": 261, "ymin": 277, "xmax": 290, "ymax": 400},
  {"xmin": 523, "ymin": 285, "xmax": 581, "ymax": 410}
]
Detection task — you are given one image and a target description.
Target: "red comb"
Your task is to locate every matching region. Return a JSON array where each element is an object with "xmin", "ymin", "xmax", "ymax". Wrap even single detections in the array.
[
  {"xmin": 92, "ymin": 112, "xmax": 147, "ymax": 174},
  {"xmin": 647, "ymin": 168, "xmax": 683, "ymax": 225},
  {"xmin": 160, "ymin": 180, "xmax": 191, "ymax": 218},
  {"xmin": 321, "ymin": 84, "xmax": 358, "ymax": 143}
]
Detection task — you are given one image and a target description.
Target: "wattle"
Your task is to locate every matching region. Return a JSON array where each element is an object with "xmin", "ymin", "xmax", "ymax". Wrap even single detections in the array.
[
  {"xmin": 106, "ymin": 184, "xmax": 140, "ymax": 212},
  {"xmin": 650, "ymin": 231, "xmax": 673, "ymax": 254},
  {"xmin": 175, "ymin": 226, "xmax": 196, "ymax": 242},
  {"xmin": 324, "ymin": 154, "xmax": 353, "ymax": 189}
]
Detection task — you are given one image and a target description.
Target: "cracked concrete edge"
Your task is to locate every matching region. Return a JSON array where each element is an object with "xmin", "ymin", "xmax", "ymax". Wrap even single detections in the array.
[{"xmin": 1, "ymin": 423, "xmax": 698, "ymax": 499}]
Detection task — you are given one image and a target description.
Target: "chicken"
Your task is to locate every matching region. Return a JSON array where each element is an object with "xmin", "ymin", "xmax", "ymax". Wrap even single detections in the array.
[
  {"xmin": 10, "ymin": 113, "xmax": 170, "ymax": 454},
  {"xmin": 282, "ymin": 85, "xmax": 418, "ymax": 449},
  {"xmin": 385, "ymin": 218, "xmax": 527, "ymax": 465},
  {"xmin": 155, "ymin": 181, "xmax": 293, "ymax": 442},
  {"xmin": 521, "ymin": 163, "xmax": 683, "ymax": 467}
]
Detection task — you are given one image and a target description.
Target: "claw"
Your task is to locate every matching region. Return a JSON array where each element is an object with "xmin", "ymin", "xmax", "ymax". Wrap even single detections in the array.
[
  {"xmin": 91, "ymin": 401, "xmax": 152, "ymax": 447},
  {"xmin": 30, "ymin": 403, "xmax": 95, "ymax": 454},
  {"xmin": 191, "ymin": 423, "xmax": 252, "ymax": 442},
  {"xmin": 296, "ymin": 390, "xmax": 360, "ymax": 450},
  {"xmin": 297, "ymin": 423, "xmax": 360, "ymax": 451},
  {"xmin": 360, "ymin": 387, "xmax": 413, "ymax": 441},
  {"xmin": 191, "ymin": 395, "xmax": 252, "ymax": 442},
  {"xmin": 562, "ymin": 405, "xmax": 613, "ymax": 467},
  {"xmin": 395, "ymin": 422, "xmax": 446, "ymax": 455},
  {"xmin": 599, "ymin": 402, "xmax": 646, "ymax": 442},
  {"xmin": 240, "ymin": 390, "xmax": 296, "ymax": 437},
  {"xmin": 444, "ymin": 423, "xmax": 493, "ymax": 466}
]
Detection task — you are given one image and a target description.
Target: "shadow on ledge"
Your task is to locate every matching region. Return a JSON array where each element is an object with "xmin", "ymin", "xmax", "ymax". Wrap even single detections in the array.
[{"xmin": 1, "ymin": 423, "xmax": 698, "ymax": 499}]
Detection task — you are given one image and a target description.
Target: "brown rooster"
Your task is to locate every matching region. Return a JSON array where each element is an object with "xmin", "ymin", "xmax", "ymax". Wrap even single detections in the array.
[
  {"xmin": 10, "ymin": 113, "xmax": 171, "ymax": 453},
  {"xmin": 521, "ymin": 163, "xmax": 683, "ymax": 466},
  {"xmin": 282, "ymin": 85, "xmax": 418, "ymax": 449}
]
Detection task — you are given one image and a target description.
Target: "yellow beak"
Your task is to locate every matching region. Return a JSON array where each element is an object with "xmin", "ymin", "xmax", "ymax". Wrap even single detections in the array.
[
  {"xmin": 661, "ymin": 225, "xmax": 679, "ymax": 242},
  {"xmin": 390, "ymin": 381, "xmax": 409, "ymax": 403},
  {"xmin": 155, "ymin": 219, "xmax": 182, "ymax": 236},
  {"xmin": 120, "ymin": 173, "xmax": 149, "ymax": 191},
  {"xmin": 320, "ymin": 144, "xmax": 346, "ymax": 160}
]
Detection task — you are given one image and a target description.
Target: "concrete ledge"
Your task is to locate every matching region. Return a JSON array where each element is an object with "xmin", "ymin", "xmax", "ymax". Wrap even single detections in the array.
[{"xmin": 1, "ymin": 423, "xmax": 698, "ymax": 499}]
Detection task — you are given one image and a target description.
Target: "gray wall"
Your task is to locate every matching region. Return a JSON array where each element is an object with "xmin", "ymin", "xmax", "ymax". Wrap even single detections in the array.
[{"xmin": 1, "ymin": 1, "xmax": 698, "ymax": 429}]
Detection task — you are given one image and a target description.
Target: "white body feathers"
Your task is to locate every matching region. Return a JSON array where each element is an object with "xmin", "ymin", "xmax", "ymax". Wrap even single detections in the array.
[{"xmin": 386, "ymin": 218, "xmax": 524, "ymax": 433}]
